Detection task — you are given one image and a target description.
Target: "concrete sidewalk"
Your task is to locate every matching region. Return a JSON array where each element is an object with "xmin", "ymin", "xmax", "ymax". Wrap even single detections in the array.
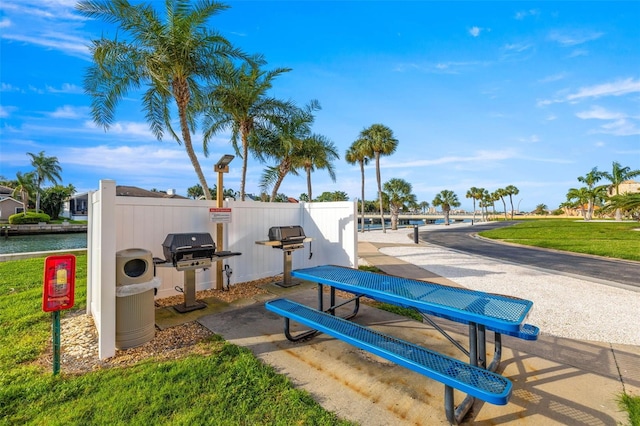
[{"xmin": 197, "ymin": 242, "xmax": 639, "ymax": 425}]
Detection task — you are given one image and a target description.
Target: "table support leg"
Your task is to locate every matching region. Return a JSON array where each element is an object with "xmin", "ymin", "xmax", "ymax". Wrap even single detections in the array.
[
  {"xmin": 469, "ymin": 323, "xmax": 478, "ymax": 367},
  {"xmin": 487, "ymin": 332, "xmax": 503, "ymax": 372},
  {"xmin": 478, "ymin": 324, "xmax": 486, "ymax": 369},
  {"xmin": 445, "ymin": 385, "xmax": 475, "ymax": 425}
]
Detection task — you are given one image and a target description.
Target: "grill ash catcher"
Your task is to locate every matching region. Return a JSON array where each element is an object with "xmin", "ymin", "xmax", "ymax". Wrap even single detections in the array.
[
  {"xmin": 255, "ymin": 226, "xmax": 312, "ymax": 288},
  {"xmin": 155, "ymin": 233, "xmax": 241, "ymax": 313}
]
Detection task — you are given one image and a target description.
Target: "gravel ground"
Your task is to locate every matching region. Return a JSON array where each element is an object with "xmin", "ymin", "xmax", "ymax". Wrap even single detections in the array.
[{"xmin": 358, "ymin": 224, "xmax": 640, "ymax": 346}]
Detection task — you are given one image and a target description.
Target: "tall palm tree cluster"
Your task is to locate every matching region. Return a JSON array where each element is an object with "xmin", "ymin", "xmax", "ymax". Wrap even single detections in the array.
[
  {"xmin": 465, "ymin": 185, "xmax": 520, "ymax": 223},
  {"xmin": 77, "ymin": 0, "xmax": 339, "ymax": 203},
  {"xmin": 564, "ymin": 161, "xmax": 640, "ymax": 221},
  {"xmin": 346, "ymin": 124, "xmax": 400, "ymax": 233}
]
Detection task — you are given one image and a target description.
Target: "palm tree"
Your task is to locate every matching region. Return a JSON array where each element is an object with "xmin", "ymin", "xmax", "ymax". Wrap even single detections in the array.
[
  {"xmin": 257, "ymin": 101, "xmax": 319, "ymax": 201},
  {"xmin": 27, "ymin": 151, "xmax": 62, "ymax": 213},
  {"xmin": 494, "ymin": 188, "xmax": 509, "ymax": 220},
  {"xmin": 602, "ymin": 161, "xmax": 640, "ymax": 220},
  {"xmin": 604, "ymin": 193, "xmax": 640, "ymax": 219},
  {"xmin": 577, "ymin": 167, "xmax": 605, "ymax": 221},
  {"xmin": 465, "ymin": 187, "xmax": 484, "ymax": 224},
  {"xmin": 566, "ymin": 187, "xmax": 590, "ymax": 219},
  {"xmin": 345, "ymin": 139, "xmax": 370, "ymax": 233},
  {"xmin": 504, "ymin": 185, "xmax": 520, "ymax": 219},
  {"xmin": 77, "ymin": 0, "xmax": 250, "ymax": 201},
  {"xmin": 12, "ymin": 172, "xmax": 36, "ymax": 215},
  {"xmin": 203, "ymin": 61, "xmax": 293, "ymax": 201},
  {"xmin": 297, "ymin": 134, "xmax": 339, "ymax": 201},
  {"xmin": 358, "ymin": 124, "xmax": 398, "ymax": 233},
  {"xmin": 432, "ymin": 190, "xmax": 461, "ymax": 225},
  {"xmin": 419, "ymin": 201, "xmax": 430, "ymax": 214},
  {"xmin": 383, "ymin": 178, "xmax": 417, "ymax": 230}
]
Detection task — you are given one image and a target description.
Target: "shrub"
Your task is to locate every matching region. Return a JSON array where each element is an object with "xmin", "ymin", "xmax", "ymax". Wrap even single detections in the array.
[{"xmin": 8, "ymin": 211, "xmax": 51, "ymax": 224}]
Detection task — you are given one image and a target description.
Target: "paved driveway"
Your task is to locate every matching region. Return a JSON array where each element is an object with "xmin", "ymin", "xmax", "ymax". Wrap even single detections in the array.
[{"xmin": 420, "ymin": 221, "xmax": 640, "ymax": 290}]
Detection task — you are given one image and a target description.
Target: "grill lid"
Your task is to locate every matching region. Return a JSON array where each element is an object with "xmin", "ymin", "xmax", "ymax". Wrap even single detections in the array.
[
  {"xmin": 162, "ymin": 233, "xmax": 215, "ymax": 265},
  {"xmin": 268, "ymin": 226, "xmax": 306, "ymax": 243}
]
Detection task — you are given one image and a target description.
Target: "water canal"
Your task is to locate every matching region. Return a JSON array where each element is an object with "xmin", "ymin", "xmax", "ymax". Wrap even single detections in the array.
[{"xmin": 0, "ymin": 233, "xmax": 87, "ymax": 254}]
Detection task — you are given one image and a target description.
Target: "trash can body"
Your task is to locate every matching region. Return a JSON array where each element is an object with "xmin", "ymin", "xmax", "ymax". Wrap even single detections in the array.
[{"xmin": 115, "ymin": 249, "xmax": 156, "ymax": 349}]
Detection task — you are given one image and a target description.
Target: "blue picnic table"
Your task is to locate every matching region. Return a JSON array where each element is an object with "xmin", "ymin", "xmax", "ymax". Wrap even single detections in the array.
[
  {"xmin": 266, "ymin": 264, "xmax": 539, "ymax": 424},
  {"xmin": 291, "ymin": 265, "xmax": 538, "ymax": 368}
]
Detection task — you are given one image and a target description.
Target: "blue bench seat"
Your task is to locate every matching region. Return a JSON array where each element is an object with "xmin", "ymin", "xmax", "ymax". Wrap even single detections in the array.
[{"xmin": 266, "ymin": 298, "xmax": 512, "ymax": 423}]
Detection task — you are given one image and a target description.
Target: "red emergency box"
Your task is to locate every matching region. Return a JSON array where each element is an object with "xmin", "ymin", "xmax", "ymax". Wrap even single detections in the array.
[{"xmin": 42, "ymin": 255, "xmax": 76, "ymax": 312}]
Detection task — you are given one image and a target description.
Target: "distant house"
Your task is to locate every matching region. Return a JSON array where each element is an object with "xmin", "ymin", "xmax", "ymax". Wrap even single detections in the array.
[
  {"xmin": 607, "ymin": 180, "xmax": 640, "ymax": 197},
  {"xmin": 62, "ymin": 186, "xmax": 188, "ymax": 221},
  {"xmin": 0, "ymin": 186, "xmax": 23, "ymax": 221},
  {"xmin": 0, "ymin": 197, "xmax": 24, "ymax": 221}
]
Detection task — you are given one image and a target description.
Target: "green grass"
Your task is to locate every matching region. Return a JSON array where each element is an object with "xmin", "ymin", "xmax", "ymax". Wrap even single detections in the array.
[
  {"xmin": 0, "ymin": 255, "xmax": 352, "ymax": 425},
  {"xmin": 619, "ymin": 393, "xmax": 640, "ymax": 426},
  {"xmin": 478, "ymin": 219, "xmax": 640, "ymax": 261}
]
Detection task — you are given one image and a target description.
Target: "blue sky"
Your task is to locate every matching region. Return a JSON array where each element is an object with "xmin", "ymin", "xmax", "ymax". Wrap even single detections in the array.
[{"xmin": 1, "ymin": 1, "xmax": 639, "ymax": 212}]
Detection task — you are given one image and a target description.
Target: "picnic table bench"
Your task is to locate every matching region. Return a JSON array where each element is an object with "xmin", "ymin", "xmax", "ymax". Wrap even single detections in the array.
[{"xmin": 265, "ymin": 265, "xmax": 539, "ymax": 424}]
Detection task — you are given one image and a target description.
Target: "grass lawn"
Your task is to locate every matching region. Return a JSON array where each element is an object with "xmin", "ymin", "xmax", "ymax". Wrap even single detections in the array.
[
  {"xmin": 0, "ymin": 254, "xmax": 351, "ymax": 425},
  {"xmin": 478, "ymin": 219, "xmax": 640, "ymax": 261}
]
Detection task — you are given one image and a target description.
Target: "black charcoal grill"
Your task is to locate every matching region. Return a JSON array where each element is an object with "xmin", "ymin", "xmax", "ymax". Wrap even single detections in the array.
[
  {"xmin": 157, "ymin": 232, "xmax": 241, "ymax": 313},
  {"xmin": 268, "ymin": 225, "xmax": 307, "ymax": 249},
  {"xmin": 256, "ymin": 226, "xmax": 311, "ymax": 287},
  {"xmin": 162, "ymin": 232, "xmax": 215, "ymax": 271}
]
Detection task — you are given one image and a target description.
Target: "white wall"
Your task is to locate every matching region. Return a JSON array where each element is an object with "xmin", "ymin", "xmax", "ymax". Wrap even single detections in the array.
[{"xmin": 88, "ymin": 180, "xmax": 356, "ymax": 359}]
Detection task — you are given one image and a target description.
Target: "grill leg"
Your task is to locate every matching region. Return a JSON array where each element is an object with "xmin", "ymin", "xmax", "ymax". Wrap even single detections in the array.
[
  {"xmin": 173, "ymin": 269, "xmax": 207, "ymax": 313},
  {"xmin": 276, "ymin": 249, "xmax": 300, "ymax": 288}
]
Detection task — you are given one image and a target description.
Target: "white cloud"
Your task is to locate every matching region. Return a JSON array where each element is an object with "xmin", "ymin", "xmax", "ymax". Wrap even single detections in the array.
[
  {"xmin": 515, "ymin": 9, "xmax": 540, "ymax": 20},
  {"xmin": 576, "ymin": 106, "xmax": 640, "ymax": 136},
  {"xmin": 83, "ymin": 120, "xmax": 157, "ymax": 141},
  {"xmin": 64, "ymin": 144, "xmax": 194, "ymax": 175},
  {"xmin": 379, "ymin": 149, "xmax": 519, "ymax": 169},
  {"xmin": 0, "ymin": 18, "xmax": 11, "ymax": 28},
  {"xmin": 0, "ymin": 83, "xmax": 20, "ymax": 92},
  {"xmin": 538, "ymin": 78, "xmax": 640, "ymax": 106},
  {"xmin": 469, "ymin": 26, "xmax": 481, "ymax": 37},
  {"xmin": 547, "ymin": 30, "xmax": 604, "ymax": 47},
  {"xmin": 0, "ymin": 1, "xmax": 90, "ymax": 58},
  {"xmin": 538, "ymin": 73, "xmax": 567, "ymax": 83},
  {"xmin": 49, "ymin": 105, "xmax": 87, "ymax": 119},
  {"xmin": 0, "ymin": 106, "xmax": 9, "ymax": 118},
  {"xmin": 575, "ymin": 106, "xmax": 624, "ymax": 120},
  {"xmin": 46, "ymin": 83, "xmax": 84, "ymax": 94},
  {"xmin": 518, "ymin": 135, "xmax": 540, "ymax": 144},
  {"xmin": 395, "ymin": 60, "xmax": 488, "ymax": 75},
  {"xmin": 597, "ymin": 119, "xmax": 639, "ymax": 136},
  {"xmin": 567, "ymin": 78, "xmax": 640, "ymax": 101}
]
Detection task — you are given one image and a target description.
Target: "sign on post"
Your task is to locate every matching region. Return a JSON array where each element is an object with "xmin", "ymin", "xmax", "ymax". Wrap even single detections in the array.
[
  {"xmin": 43, "ymin": 255, "xmax": 76, "ymax": 312},
  {"xmin": 42, "ymin": 254, "xmax": 76, "ymax": 375},
  {"xmin": 209, "ymin": 207, "xmax": 232, "ymax": 223}
]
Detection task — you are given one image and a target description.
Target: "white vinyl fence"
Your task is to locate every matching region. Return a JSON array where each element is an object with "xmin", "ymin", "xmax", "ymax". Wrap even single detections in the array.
[{"xmin": 88, "ymin": 180, "xmax": 357, "ymax": 359}]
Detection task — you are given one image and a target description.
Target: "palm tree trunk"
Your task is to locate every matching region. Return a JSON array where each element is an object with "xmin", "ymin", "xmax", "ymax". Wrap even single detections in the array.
[
  {"xmin": 306, "ymin": 167, "xmax": 312, "ymax": 201},
  {"xmin": 375, "ymin": 152, "xmax": 385, "ymax": 233},
  {"xmin": 173, "ymin": 77, "xmax": 211, "ymax": 200},
  {"xmin": 240, "ymin": 129, "xmax": 250, "ymax": 201},
  {"xmin": 360, "ymin": 161, "xmax": 366, "ymax": 233},
  {"xmin": 471, "ymin": 200, "xmax": 476, "ymax": 225},
  {"xmin": 509, "ymin": 195, "xmax": 514, "ymax": 219},
  {"xmin": 270, "ymin": 163, "xmax": 289, "ymax": 201}
]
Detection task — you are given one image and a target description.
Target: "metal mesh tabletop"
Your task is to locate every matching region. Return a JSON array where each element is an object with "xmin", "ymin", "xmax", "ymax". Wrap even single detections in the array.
[{"xmin": 291, "ymin": 265, "xmax": 533, "ymax": 332}]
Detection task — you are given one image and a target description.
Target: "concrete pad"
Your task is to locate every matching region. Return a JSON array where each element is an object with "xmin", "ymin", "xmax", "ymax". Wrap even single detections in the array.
[
  {"xmin": 198, "ymin": 283, "xmax": 635, "ymax": 425},
  {"xmin": 155, "ymin": 296, "xmax": 229, "ymax": 330}
]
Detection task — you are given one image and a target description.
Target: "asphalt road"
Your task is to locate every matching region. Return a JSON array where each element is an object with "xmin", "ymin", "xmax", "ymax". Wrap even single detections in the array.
[{"xmin": 419, "ymin": 221, "xmax": 640, "ymax": 291}]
